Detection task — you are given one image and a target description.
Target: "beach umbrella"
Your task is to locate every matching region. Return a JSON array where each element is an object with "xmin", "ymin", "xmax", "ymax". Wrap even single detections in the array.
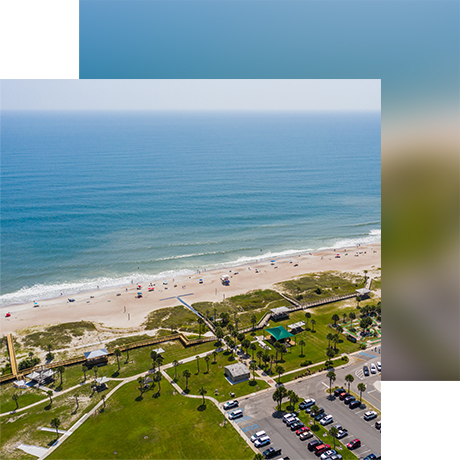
[
  {"xmin": 137, "ymin": 292, "xmax": 142, "ymax": 295},
  {"xmin": 5, "ymin": 312, "xmax": 11, "ymax": 317}
]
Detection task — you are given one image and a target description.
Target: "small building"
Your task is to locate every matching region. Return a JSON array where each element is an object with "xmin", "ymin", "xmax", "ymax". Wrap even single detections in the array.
[
  {"xmin": 265, "ymin": 326, "xmax": 294, "ymax": 344},
  {"xmin": 151, "ymin": 347, "xmax": 165, "ymax": 357},
  {"xmin": 356, "ymin": 288, "xmax": 371, "ymax": 299},
  {"xmin": 26, "ymin": 368, "xmax": 56, "ymax": 385},
  {"xmin": 94, "ymin": 376, "xmax": 110, "ymax": 390},
  {"xmin": 224, "ymin": 363, "xmax": 250, "ymax": 383},
  {"xmin": 84, "ymin": 348, "xmax": 109, "ymax": 367},
  {"xmin": 288, "ymin": 321, "xmax": 305, "ymax": 334},
  {"xmin": 270, "ymin": 306, "xmax": 290, "ymax": 321}
]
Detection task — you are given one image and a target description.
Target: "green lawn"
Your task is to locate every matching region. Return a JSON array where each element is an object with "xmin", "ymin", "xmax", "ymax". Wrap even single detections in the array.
[
  {"xmin": 0, "ymin": 384, "xmax": 102, "ymax": 460},
  {"xmin": 47, "ymin": 380, "xmax": 253, "ymax": 460},
  {"xmin": 0, "ymin": 383, "xmax": 46, "ymax": 413},
  {"xmin": 166, "ymin": 350, "xmax": 270, "ymax": 402}
]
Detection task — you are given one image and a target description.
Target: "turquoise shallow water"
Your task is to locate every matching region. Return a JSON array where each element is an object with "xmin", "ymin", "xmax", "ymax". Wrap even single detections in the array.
[{"xmin": 0, "ymin": 111, "xmax": 380, "ymax": 305}]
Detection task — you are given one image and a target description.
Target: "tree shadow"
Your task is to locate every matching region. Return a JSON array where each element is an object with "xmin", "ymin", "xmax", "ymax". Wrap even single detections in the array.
[
  {"xmin": 44, "ymin": 404, "xmax": 52, "ymax": 411},
  {"xmin": 135, "ymin": 395, "xmax": 144, "ymax": 402},
  {"xmin": 183, "ymin": 388, "xmax": 190, "ymax": 395},
  {"xmin": 311, "ymin": 424, "xmax": 320, "ymax": 432},
  {"xmin": 47, "ymin": 438, "xmax": 59, "ymax": 447},
  {"xmin": 111, "ymin": 371, "xmax": 120, "ymax": 378},
  {"xmin": 248, "ymin": 380, "xmax": 257, "ymax": 386},
  {"xmin": 99, "ymin": 407, "xmax": 105, "ymax": 413},
  {"xmin": 197, "ymin": 403, "xmax": 207, "ymax": 411},
  {"xmin": 152, "ymin": 392, "xmax": 161, "ymax": 399}
]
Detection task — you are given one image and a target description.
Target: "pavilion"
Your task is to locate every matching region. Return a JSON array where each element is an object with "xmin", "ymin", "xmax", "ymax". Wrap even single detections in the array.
[
  {"xmin": 84, "ymin": 348, "xmax": 109, "ymax": 367},
  {"xmin": 265, "ymin": 326, "xmax": 294, "ymax": 344},
  {"xmin": 270, "ymin": 306, "xmax": 290, "ymax": 321}
]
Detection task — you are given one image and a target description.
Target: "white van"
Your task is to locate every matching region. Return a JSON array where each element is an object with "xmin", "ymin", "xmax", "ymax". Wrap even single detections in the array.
[
  {"xmin": 229, "ymin": 409, "xmax": 243, "ymax": 420},
  {"xmin": 250, "ymin": 430, "xmax": 267, "ymax": 443}
]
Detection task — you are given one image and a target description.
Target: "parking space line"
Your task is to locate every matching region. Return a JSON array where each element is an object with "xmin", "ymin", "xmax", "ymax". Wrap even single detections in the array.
[
  {"xmin": 241, "ymin": 423, "xmax": 259, "ymax": 433},
  {"xmin": 235, "ymin": 415, "xmax": 251, "ymax": 424}
]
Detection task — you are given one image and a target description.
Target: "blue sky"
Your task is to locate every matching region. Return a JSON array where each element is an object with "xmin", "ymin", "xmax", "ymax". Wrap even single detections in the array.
[{"xmin": 1, "ymin": 79, "xmax": 380, "ymax": 111}]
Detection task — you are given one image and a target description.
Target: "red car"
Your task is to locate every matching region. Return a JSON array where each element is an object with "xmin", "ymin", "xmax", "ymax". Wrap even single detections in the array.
[
  {"xmin": 347, "ymin": 439, "xmax": 361, "ymax": 450},
  {"xmin": 296, "ymin": 426, "xmax": 309, "ymax": 435},
  {"xmin": 315, "ymin": 444, "xmax": 330, "ymax": 455}
]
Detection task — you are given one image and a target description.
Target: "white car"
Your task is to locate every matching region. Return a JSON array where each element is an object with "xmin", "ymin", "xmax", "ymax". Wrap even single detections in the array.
[
  {"xmin": 282, "ymin": 413, "xmax": 296, "ymax": 423},
  {"xmin": 250, "ymin": 430, "xmax": 267, "ymax": 443},
  {"xmin": 376, "ymin": 361, "xmax": 381, "ymax": 371},
  {"xmin": 320, "ymin": 450, "xmax": 337, "ymax": 460},
  {"xmin": 254, "ymin": 435, "xmax": 271, "ymax": 448},
  {"xmin": 364, "ymin": 410, "xmax": 378, "ymax": 421},
  {"xmin": 320, "ymin": 415, "xmax": 334, "ymax": 426},
  {"xmin": 370, "ymin": 363, "xmax": 377, "ymax": 374},
  {"xmin": 228, "ymin": 409, "xmax": 243, "ymax": 420},
  {"xmin": 223, "ymin": 400, "xmax": 239, "ymax": 410}
]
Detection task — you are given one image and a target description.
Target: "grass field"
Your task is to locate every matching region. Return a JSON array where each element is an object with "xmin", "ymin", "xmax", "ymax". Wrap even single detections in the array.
[
  {"xmin": 166, "ymin": 350, "xmax": 270, "ymax": 402},
  {"xmin": 0, "ymin": 384, "xmax": 102, "ymax": 459},
  {"xmin": 47, "ymin": 380, "xmax": 253, "ymax": 460},
  {"xmin": 0, "ymin": 383, "xmax": 46, "ymax": 413}
]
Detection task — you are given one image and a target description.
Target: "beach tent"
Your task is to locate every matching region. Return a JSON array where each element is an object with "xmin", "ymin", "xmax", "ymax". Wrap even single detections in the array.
[{"xmin": 265, "ymin": 326, "xmax": 294, "ymax": 342}]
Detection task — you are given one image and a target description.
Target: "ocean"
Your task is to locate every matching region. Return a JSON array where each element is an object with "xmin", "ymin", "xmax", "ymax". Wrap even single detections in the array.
[{"xmin": 0, "ymin": 111, "xmax": 380, "ymax": 306}]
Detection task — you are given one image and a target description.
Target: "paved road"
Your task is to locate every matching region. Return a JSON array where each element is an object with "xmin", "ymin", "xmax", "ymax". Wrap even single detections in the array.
[{"xmin": 235, "ymin": 349, "xmax": 382, "ymax": 459}]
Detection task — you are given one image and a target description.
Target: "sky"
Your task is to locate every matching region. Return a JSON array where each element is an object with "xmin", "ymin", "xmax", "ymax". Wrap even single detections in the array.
[{"xmin": 0, "ymin": 79, "xmax": 380, "ymax": 111}]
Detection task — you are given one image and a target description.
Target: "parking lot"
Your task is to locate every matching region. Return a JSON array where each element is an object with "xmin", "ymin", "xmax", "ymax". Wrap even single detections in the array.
[{"xmin": 233, "ymin": 349, "xmax": 381, "ymax": 459}]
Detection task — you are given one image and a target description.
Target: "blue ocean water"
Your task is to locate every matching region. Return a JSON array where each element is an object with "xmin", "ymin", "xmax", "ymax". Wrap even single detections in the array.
[{"xmin": 0, "ymin": 111, "xmax": 380, "ymax": 306}]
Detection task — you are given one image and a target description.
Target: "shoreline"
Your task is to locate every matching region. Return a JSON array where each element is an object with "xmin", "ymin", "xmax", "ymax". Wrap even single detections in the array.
[{"xmin": 1, "ymin": 242, "xmax": 380, "ymax": 335}]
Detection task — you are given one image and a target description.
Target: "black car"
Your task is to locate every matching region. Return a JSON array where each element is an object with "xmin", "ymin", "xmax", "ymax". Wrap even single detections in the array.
[
  {"xmin": 290, "ymin": 422, "xmax": 305, "ymax": 431},
  {"xmin": 308, "ymin": 440, "xmax": 321, "ymax": 451},
  {"xmin": 344, "ymin": 395, "xmax": 355, "ymax": 405},
  {"xmin": 312, "ymin": 407, "xmax": 324, "ymax": 417},
  {"xmin": 315, "ymin": 411, "xmax": 327, "ymax": 421},
  {"xmin": 375, "ymin": 421, "xmax": 381, "ymax": 430},
  {"xmin": 349, "ymin": 399, "xmax": 361, "ymax": 409},
  {"xmin": 363, "ymin": 366, "xmax": 370, "ymax": 377},
  {"xmin": 263, "ymin": 446, "xmax": 282, "ymax": 458},
  {"xmin": 334, "ymin": 388, "xmax": 346, "ymax": 397}
]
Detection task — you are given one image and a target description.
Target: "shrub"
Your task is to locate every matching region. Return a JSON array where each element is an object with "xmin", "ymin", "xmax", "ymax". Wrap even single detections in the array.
[
  {"xmin": 300, "ymin": 360, "xmax": 313, "ymax": 367},
  {"xmin": 18, "ymin": 357, "xmax": 40, "ymax": 370}
]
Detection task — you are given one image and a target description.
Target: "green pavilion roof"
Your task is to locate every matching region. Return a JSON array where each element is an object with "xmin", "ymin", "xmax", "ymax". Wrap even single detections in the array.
[{"xmin": 265, "ymin": 326, "xmax": 294, "ymax": 341}]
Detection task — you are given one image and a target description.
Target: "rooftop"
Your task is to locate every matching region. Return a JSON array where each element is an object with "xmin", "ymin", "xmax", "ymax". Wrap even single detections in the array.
[
  {"xmin": 270, "ymin": 306, "xmax": 290, "ymax": 315},
  {"xmin": 265, "ymin": 326, "xmax": 294, "ymax": 341},
  {"xmin": 84, "ymin": 348, "xmax": 109, "ymax": 360}
]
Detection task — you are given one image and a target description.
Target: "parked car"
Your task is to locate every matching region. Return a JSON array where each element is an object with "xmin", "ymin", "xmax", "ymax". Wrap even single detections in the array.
[
  {"xmin": 334, "ymin": 388, "xmax": 346, "ymax": 397},
  {"xmin": 296, "ymin": 426, "xmax": 309, "ymax": 435},
  {"xmin": 228, "ymin": 409, "xmax": 243, "ymax": 419},
  {"xmin": 286, "ymin": 417, "xmax": 300, "ymax": 427},
  {"xmin": 263, "ymin": 446, "xmax": 281, "ymax": 458},
  {"xmin": 315, "ymin": 443, "xmax": 331, "ymax": 455},
  {"xmin": 223, "ymin": 400, "xmax": 239, "ymax": 410},
  {"xmin": 300, "ymin": 431, "xmax": 313, "ymax": 441},
  {"xmin": 339, "ymin": 392, "xmax": 351, "ymax": 401},
  {"xmin": 376, "ymin": 361, "xmax": 381, "ymax": 371},
  {"xmin": 282, "ymin": 413, "xmax": 296, "ymax": 423},
  {"xmin": 308, "ymin": 440, "xmax": 321, "ymax": 451},
  {"xmin": 333, "ymin": 424, "xmax": 342, "ymax": 431},
  {"xmin": 320, "ymin": 450, "xmax": 337, "ymax": 460},
  {"xmin": 290, "ymin": 421, "xmax": 305, "ymax": 431},
  {"xmin": 312, "ymin": 407, "xmax": 325, "ymax": 417},
  {"xmin": 320, "ymin": 415, "xmax": 334, "ymax": 426},
  {"xmin": 344, "ymin": 396, "xmax": 356, "ymax": 405},
  {"xmin": 254, "ymin": 436, "xmax": 271, "ymax": 448},
  {"xmin": 330, "ymin": 455, "xmax": 343, "ymax": 460},
  {"xmin": 375, "ymin": 421, "xmax": 381, "ymax": 430},
  {"xmin": 349, "ymin": 399, "xmax": 361, "ymax": 409},
  {"xmin": 347, "ymin": 439, "xmax": 361, "ymax": 450},
  {"xmin": 364, "ymin": 411, "xmax": 378, "ymax": 421},
  {"xmin": 250, "ymin": 430, "xmax": 267, "ymax": 443},
  {"xmin": 363, "ymin": 366, "xmax": 370, "ymax": 377},
  {"xmin": 364, "ymin": 455, "xmax": 377, "ymax": 460},
  {"xmin": 370, "ymin": 363, "xmax": 377, "ymax": 374},
  {"xmin": 336, "ymin": 429, "xmax": 348, "ymax": 439},
  {"xmin": 315, "ymin": 411, "xmax": 327, "ymax": 421},
  {"xmin": 299, "ymin": 398, "xmax": 315, "ymax": 409}
]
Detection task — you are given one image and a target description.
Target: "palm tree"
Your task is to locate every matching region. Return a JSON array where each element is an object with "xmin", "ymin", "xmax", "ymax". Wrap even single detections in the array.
[
  {"xmin": 269, "ymin": 354, "xmax": 275, "ymax": 373},
  {"xmin": 137, "ymin": 377, "xmax": 144, "ymax": 396},
  {"xmin": 256, "ymin": 350, "xmax": 263, "ymax": 367},
  {"xmin": 250, "ymin": 362, "xmax": 258, "ymax": 381},
  {"xmin": 305, "ymin": 311, "xmax": 311, "ymax": 329},
  {"xmin": 251, "ymin": 314, "xmax": 257, "ymax": 330},
  {"xmin": 250, "ymin": 343, "xmax": 257, "ymax": 361},
  {"xmin": 228, "ymin": 339, "xmax": 236, "ymax": 357},
  {"xmin": 279, "ymin": 344, "xmax": 287, "ymax": 361},
  {"xmin": 357, "ymin": 382, "xmax": 366, "ymax": 402},
  {"xmin": 310, "ymin": 404, "xmax": 319, "ymax": 425},
  {"xmin": 213, "ymin": 308, "xmax": 217, "ymax": 321},
  {"xmin": 156, "ymin": 355, "xmax": 164, "ymax": 369},
  {"xmin": 57, "ymin": 366, "xmax": 65, "ymax": 387},
  {"xmin": 197, "ymin": 317, "xmax": 204, "ymax": 338},
  {"xmin": 326, "ymin": 348, "xmax": 335, "ymax": 361},
  {"xmin": 114, "ymin": 348, "xmax": 122, "ymax": 371},
  {"xmin": 215, "ymin": 326, "xmax": 224, "ymax": 343},
  {"xmin": 198, "ymin": 386, "xmax": 207, "ymax": 405},
  {"xmin": 154, "ymin": 371, "xmax": 162, "ymax": 392},
  {"xmin": 204, "ymin": 355, "xmax": 210, "ymax": 373},
  {"xmin": 101, "ymin": 394, "xmax": 106, "ymax": 409},
  {"xmin": 74, "ymin": 393, "xmax": 79, "ymax": 411},
  {"xmin": 332, "ymin": 314, "xmax": 340, "ymax": 326},
  {"xmin": 242, "ymin": 338, "xmax": 251, "ymax": 355},
  {"xmin": 272, "ymin": 386, "xmax": 287, "ymax": 411},
  {"xmin": 82, "ymin": 364, "xmax": 88, "ymax": 381},
  {"xmin": 93, "ymin": 366, "xmax": 98, "ymax": 381},
  {"xmin": 342, "ymin": 313, "xmax": 348, "ymax": 324},
  {"xmin": 311, "ymin": 319, "xmax": 316, "ymax": 332},
  {"xmin": 50, "ymin": 417, "xmax": 61, "ymax": 439},
  {"xmin": 332, "ymin": 333, "xmax": 340, "ymax": 351},
  {"xmin": 172, "ymin": 360, "xmax": 179, "ymax": 380},
  {"xmin": 125, "ymin": 347, "xmax": 130, "ymax": 363},
  {"xmin": 349, "ymin": 311, "xmax": 356, "ymax": 326},
  {"xmin": 237, "ymin": 333, "xmax": 245, "ymax": 345},
  {"xmin": 212, "ymin": 350, "xmax": 218, "ymax": 364},
  {"xmin": 183, "ymin": 369, "xmax": 191, "ymax": 390},
  {"xmin": 196, "ymin": 355, "xmax": 200, "ymax": 373},
  {"xmin": 275, "ymin": 365, "xmax": 284, "ymax": 384},
  {"xmin": 274, "ymin": 342, "xmax": 282, "ymax": 361},
  {"xmin": 287, "ymin": 390, "xmax": 299, "ymax": 411},
  {"xmin": 327, "ymin": 370, "xmax": 336, "ymax": 396},
  {"xmin": 327, "ymin": 333, "xmax": 334, "ymax": 349},
  {"xmin": 150, "ymin": 351, "xmax": 158, "ymax": 372},
  {"xmin": 47, "ymin": 390, "xmax": 53, "ymax": 405},
  {"xmin": 253, "ymin": 454, "xmax": 264, "ymax": 460},
  {"xmin": 298, "ymin": 339, "xmax": 306, "ymax": 356},
  {"xmin": 227, "ymin": 323, "xmax": 234, "ymax": 334},
  {"xmin": 262, "ymin": 352, "xmax": 270, "ymax": 370},
  {"xmin": 12, "ymin": 394, "xmax": 19, "ymax": 410},
  {"xmin": 235, "ymin": 317, "xmax": 240, "ymax": 332},
  {"xmin": 345, "ymin": 374, "xmax": 354, "ymax": 392},
  {"xmin": 329, "ymin": 425, "xmax": 339, "ymax": 450}
]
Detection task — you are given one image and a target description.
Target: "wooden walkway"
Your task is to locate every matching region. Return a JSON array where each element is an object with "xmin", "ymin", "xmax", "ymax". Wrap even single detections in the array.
[{"xmin": 6, "ymin": 334, "xmax": 19, "ymax": 377}]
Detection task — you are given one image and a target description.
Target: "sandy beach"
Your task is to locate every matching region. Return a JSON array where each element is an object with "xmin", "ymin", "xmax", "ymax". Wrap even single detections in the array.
[{"xmin": 1, "ymin": 244, "xmax": 380, "ymax": 336}]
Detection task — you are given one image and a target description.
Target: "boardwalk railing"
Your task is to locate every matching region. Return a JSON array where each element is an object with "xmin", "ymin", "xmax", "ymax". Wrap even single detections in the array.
[{"xmin": 0, "ymin": 332, "xmax": 216, "ymax": 384}]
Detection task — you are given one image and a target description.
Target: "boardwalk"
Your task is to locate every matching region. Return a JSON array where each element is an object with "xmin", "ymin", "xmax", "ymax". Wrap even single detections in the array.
[{"xmin": 7, "ymin": 334, "xmax": 18, "ymax": 377}]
